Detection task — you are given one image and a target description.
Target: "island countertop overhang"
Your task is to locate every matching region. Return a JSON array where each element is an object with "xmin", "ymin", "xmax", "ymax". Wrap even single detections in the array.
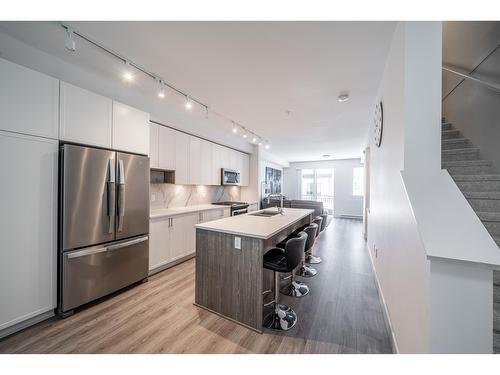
[{"xmin": 194, "ymin": 207, "xmax": 315, "ymax": 240}]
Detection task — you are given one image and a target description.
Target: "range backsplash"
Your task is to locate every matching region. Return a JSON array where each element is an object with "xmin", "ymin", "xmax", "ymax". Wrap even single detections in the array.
[{"xmin": 150, "ymin": 184, "xmax": 241, "ymax": 210}]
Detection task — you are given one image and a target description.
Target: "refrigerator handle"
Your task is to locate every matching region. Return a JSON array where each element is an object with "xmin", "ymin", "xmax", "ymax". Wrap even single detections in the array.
[
  {"xmin": 117, "ymin": 159, "xmax": 126, "ymax": 231},
  {"xmin": 107, "ymin": 158, "xmax": 116, "ymax": 234}
]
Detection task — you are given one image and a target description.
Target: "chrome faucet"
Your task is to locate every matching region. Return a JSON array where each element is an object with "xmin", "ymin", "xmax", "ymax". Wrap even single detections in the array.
[{"xmin": 268, "ymin": 193, "xmax": 285, "ymax": 215}]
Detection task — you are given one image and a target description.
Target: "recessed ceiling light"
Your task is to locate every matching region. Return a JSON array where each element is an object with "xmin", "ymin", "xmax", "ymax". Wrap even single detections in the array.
[
  {"xmin": 337, "ymin": 93, "xmax": 349, "ymax": 103},
  {"xmin": 322, "ymin": 154, "xmax": 331, "ymax": 158}
]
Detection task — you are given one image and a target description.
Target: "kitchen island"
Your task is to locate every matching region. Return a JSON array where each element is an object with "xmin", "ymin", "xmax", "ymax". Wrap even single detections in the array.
[{"xmin": 194, "ymin": 207, "xmax": 314, "ymax": 332}]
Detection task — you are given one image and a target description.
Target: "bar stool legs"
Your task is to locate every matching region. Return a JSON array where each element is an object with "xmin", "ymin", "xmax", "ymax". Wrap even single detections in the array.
[
  {"xmin": 306, "ymin": 252, "xmax": 322, "ymax": 264},
  {"xmin": 265, "ymin": 271, "xmax": 297, "ymax": 331},
  {"xmin": 281, "ymin": 269, "xmax": 309, "ymax": 297},
  {"xmin": 298, "ymin": 251, "xmax": 318, "ymax": 277}
]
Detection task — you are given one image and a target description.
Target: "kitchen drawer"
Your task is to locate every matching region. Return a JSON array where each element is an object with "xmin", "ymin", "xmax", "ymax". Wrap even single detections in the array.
[{"xmin": 61, "ymin": 236, "xmax": 149, "ymax": 312}]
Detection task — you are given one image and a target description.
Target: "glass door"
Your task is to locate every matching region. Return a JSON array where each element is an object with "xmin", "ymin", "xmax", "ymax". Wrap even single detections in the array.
[{"xmin": 300, "ymin": 168, "xmax": 335, "ymax": 214}]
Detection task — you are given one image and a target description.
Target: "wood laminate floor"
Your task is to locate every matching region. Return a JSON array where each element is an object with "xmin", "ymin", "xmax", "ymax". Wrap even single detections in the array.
[{"xmin": 0, "ymin": 218, "xmax": 393, "ymax": 354}]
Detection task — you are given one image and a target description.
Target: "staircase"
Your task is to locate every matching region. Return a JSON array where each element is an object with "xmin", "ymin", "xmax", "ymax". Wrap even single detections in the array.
[{"xmin": 441, "ymin": 119, "xmax": 500, "ymax": 353}]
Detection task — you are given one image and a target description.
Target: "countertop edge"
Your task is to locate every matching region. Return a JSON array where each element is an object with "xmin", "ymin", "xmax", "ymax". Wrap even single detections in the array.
[
  {"xmin": 195, "ymin": 209, "xmax": 313, "ymax": 240},
  {"xmin": 150, "ymin": 204, "xmax": 229, "ymax": 219}
]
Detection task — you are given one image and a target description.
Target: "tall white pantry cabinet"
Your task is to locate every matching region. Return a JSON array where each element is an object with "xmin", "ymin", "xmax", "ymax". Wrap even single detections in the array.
[
  {"xmin": 0, "ymin": 57, "xmax": 150, "ymax": 337},
  {"xmin": 0, "ymin": 59, "xmax": 59, "ymax": 335}
]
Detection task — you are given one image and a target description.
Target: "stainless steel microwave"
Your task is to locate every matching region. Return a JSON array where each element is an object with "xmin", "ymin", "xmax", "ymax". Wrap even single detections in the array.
[{"xmin": 221, "ymin": 168, "xmax": 241, "ymax": 186}]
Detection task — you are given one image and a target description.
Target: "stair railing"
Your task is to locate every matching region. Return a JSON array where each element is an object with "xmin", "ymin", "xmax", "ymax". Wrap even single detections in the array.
[{"xmin": 443, "ymin": 65, "xmax": 500, "ymax": 94}]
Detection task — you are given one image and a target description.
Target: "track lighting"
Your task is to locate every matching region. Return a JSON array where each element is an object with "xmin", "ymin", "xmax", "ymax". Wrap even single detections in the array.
[
  {"xmin": 242, "ymin": 133, "xmax": 248, "ymax": 139},
  {"xmin": 258, "ymin": 140, "xmax": 263, "ymax": 146},
  {"xmin": 185, "ymin": 96, "xmax": 192, "ymax": 110},
  {"xmin": 232, "ymin": 123, "xmax": 238, "ymax": 133},
  {"xmin": 64, "ymin": 28, "xmax": 76, "ymax": 52},
  {"xmin": 252, "ymin": 136, "xmax": 258, "ymax": 143},
  {"xmin": 265, "ymin": 142, "xmax": 270, "ymax": 149},
  {"xmin": 122, "ymin": 61, "xmax": 134, "ymax": 82},
  {"xmin": 204, "ymin": 106, "xmax": 209, "ymax": 119},
  {"xmin": 157, "ymin": 79, "xmax": 165, "ymax": 98}
]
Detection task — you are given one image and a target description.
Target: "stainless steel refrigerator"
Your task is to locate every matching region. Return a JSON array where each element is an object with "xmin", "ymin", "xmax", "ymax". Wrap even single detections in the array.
[{"xmin": 58, "ymin": 144, "xmax": 150, "ymax": 315}]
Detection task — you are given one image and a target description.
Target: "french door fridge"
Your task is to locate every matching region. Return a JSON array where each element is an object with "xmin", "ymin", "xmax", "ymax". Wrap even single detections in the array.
[{"xmin": 58, "ymin": 144, "xmax": 150, "ymax": 315}]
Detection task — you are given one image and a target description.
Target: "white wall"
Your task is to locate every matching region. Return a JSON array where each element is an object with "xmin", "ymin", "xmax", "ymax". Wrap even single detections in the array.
[
  {"xmin": 283, "ymin": 158, "xmax": 364, "ymax": 218},
  {"xmin": 366, "ymin": 22, "xmax": 432, "ymax": 353}
]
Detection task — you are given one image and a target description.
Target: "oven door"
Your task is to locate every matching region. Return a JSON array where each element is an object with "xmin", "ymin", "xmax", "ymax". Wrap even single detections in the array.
[
  {"xmin": 222, "ymin": 168, "xmax": 241, "ymax": 185},
  {"xmin": 232, "ymin": 208, "xmax": 248, "ymax": 216}
]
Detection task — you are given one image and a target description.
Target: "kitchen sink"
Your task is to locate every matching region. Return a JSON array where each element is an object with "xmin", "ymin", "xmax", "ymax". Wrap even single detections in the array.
[{"xmin": 249, "ymin": 210, "xmax": 281, "ymax": 217}]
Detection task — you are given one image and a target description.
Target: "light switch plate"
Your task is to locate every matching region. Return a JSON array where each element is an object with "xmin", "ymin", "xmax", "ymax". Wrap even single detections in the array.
[{"xmin": 234, "ymin": 236, "xmax": 241, "ymax": 249}]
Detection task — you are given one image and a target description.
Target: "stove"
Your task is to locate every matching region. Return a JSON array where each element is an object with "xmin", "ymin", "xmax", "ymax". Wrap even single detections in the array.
[{"xmin": 212, "ymin": 201, "xmax": 249, "ymax": 216}]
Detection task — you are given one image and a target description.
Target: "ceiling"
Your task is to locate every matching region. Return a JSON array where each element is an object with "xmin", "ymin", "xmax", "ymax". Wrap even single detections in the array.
[{"xmin": 0, "ymin": 21, "xmax": 396, "ymax": 162}]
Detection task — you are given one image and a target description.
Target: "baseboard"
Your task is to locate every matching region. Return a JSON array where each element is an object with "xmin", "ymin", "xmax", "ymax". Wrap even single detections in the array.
[
  {"xmin": 149, "ymin": 253, "xmax": 195, "ymax": 276},
  {"xmin": 335, "ymin": 214, "xmax": 363, "ymax": 220},
  {"xmin": 0, "ymin": 310, "xmax": 54, "ymax": 340},
  {"xmin": 365, "ymin": 243, "xmax": 400, "ymax": 354}
]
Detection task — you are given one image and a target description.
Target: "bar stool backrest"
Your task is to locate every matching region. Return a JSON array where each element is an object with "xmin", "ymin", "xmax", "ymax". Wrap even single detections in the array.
[
  {"xmin": 312, "ymin": 217, "xmax": 323, "ymax": 238},
  {"xmin": 284, "ymin": 232, "xmax": 307, "ymax": 269},
  {"xmin": 303, "ymin": 223, "xmax": 318, "ymax": 252}
]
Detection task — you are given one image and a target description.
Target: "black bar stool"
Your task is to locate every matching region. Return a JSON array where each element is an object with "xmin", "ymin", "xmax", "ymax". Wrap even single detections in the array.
[
  {"xmin": 263, "ymin": 232, "xmax": 307, "ymax": 331},
  {"xmin": 299, "ymin": 224, "xmax": 318, "ymax": 277},
  {"xmin": 276, "ymin": 235, "xmax": 310, "ymax": 298},
  {"xmin": 305, "ymin": 217, "xmax": 323, "ymax": 264},
  {"xmin": 320, "ymin": 213, "xmax": 328, "ymax": 232}
]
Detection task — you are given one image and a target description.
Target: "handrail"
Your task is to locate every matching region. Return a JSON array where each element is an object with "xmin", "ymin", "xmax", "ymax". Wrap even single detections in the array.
[{"xmin": 443, "ymin": 65, "xmax": 500, "ymax": 94}]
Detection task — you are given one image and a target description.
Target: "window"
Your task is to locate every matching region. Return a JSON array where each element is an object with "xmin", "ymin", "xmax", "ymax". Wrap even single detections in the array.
[
  {"xmin": 300, "ymin": 168, "xmax": 334, "ymax": 213},
  {"xmin": 352, "ymin": 167, "xmax": 364, "ymax": 196}
]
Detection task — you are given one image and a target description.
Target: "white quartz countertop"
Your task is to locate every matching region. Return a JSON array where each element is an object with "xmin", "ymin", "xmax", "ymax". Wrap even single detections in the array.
[
  {"xmin": 194, "ymin": 207, "xmax": 314, "ymax": 239},
  {"xmin": 150, "ymin": 204, "xmax": 229, "ymax": 219}
]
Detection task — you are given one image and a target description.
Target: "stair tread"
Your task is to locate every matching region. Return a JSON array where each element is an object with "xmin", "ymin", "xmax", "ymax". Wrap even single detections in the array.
[
  {"xmin": 477, "ymin": 212, "xmax": 500, "ymax": 222},
  {"xmin": 442, "ymin": 148, "xmax": 480, "ymax": 154},
  {"xmin": 442, "ymin": 137, "xmax": 469, "ymax": 143},
  {"xmin": 441, "ymin": 129, "xmax": 460, "ymax": 135},
  {"xmin": 452, "ymin": 174, "xmax": 500, "ymax": 181},
  {"xmin": 442, "ymin": 160, "xmax": 492, "ymax": 166},
  {"xmin": 463, "ymin": 192, "xmax": 500, "ymax": 199}
]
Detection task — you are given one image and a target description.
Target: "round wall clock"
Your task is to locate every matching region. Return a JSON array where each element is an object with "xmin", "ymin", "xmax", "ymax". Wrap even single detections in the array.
[{"xmin": 373, "ymin": 101, "xmax": 383, "ymax": 148}]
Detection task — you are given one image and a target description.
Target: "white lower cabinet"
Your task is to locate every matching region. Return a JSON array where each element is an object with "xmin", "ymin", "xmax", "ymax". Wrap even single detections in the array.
[
  {"xmin": 0, "ymin": 131, "xmax": 57, "ymax": 332},
  {"xmin": 149, "ymin": 211, "xmax": 199, "ymax": 272},
  {"xmin": 149, "ymin": 218, "xmax": 171, "ymax": 271}
]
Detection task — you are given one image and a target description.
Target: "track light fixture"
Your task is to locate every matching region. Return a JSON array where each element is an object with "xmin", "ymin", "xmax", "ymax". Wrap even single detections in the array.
[
  {"xmin": 157, "ymin": 79, "xmax": 165, "ymax": 98},
  {"xmin": 64, "ymin": 28, "xmax": 76, "ymax": 52},
  {"xmin": 232, "ymin": 122, "xmax": 238, "ymax": 133},
  {"xmin": 264, "ymin": 142, "xmax": 270, "ymax": 149},
  {"xmin": 122, "ymin": 61, "xmax": 134, "ymax": 82},
  {"xmin": 185, "ymin": 96, "xmax": 193, "ymax": 110}
]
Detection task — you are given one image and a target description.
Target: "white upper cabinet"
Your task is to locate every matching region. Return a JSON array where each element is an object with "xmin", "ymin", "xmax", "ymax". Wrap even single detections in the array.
[
  {"xmin": 211, "ymin": 144, "xmax": 225, "ymax": 185},
  {"xmin": 59, "ymin": 82, "xmax": 113, "ymax": 148},
  {"xmin": 189, "ymin": 136, "xmax": 202, "ymax": 185},
  {"xmin": 158, "ymin": 126, "xmax": 176, "ymax": 170},
  {"xmin": 200, "ymin": 140, "xmax": 213, "ymax": 185},
  {"xmin": 0, "ymin": 58, "xmax": 59, "ymax": 139},
  {"xmin": 112, "ymin": 101, "xmax": 150, "ymax": 155},
  {"xmin": 175, "ymin": 131, "xmax": 190, "ymax": 185},
  {"xmin": 241, "ymin": 153, "xmax": 250, "ymax": 186},
  {"xmin": 149, "ymin": 123, "xmax": 159, "ymax": 168}
]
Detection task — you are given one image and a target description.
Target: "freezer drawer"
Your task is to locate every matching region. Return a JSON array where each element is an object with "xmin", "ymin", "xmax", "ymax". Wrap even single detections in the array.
[{"xmin": 61, "ymin": 236, "xmax": 149, "ymax": 312}]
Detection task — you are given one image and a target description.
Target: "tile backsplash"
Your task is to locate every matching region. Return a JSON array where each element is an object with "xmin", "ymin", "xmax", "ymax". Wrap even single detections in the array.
[{"xmin": 150, "ymin": 184, "xmax": 241, "ymax": 210}]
